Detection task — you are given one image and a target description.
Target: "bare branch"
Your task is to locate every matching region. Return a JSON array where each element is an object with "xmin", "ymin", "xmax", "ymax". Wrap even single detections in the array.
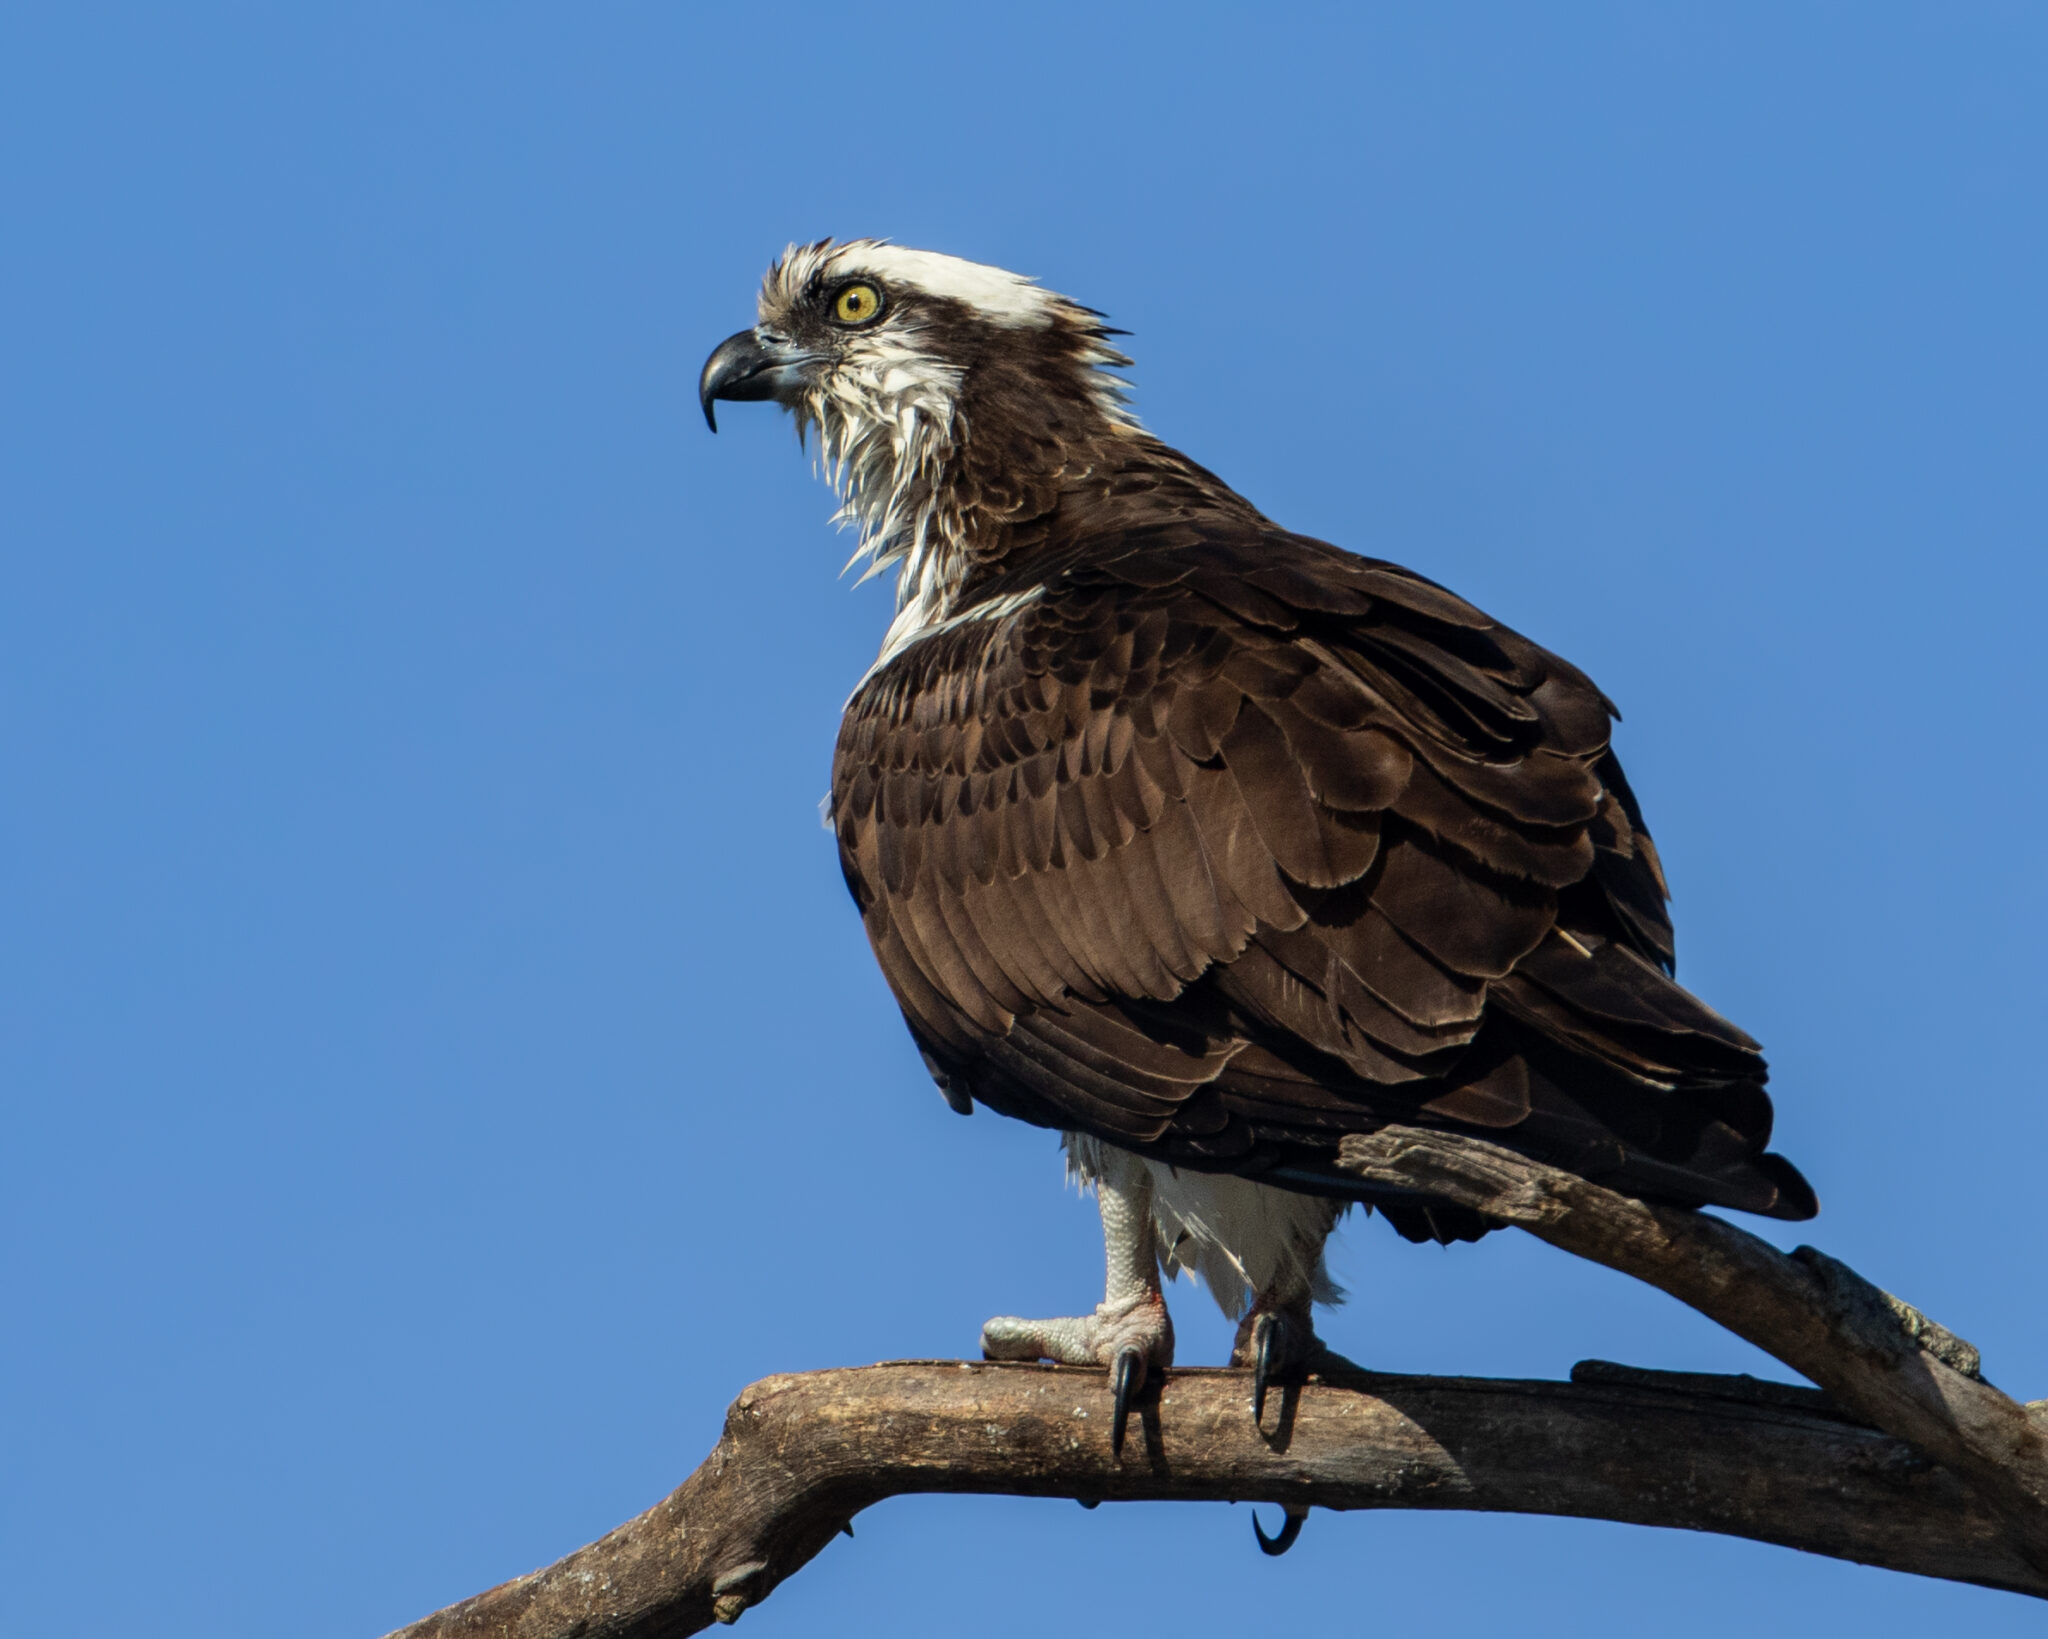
[
  {"xmin": 383, "ymin": 1360, "xmax": 2043, "ymax": 1639},
  {"xmin": 381, "ymin": 1127, "xmax": 2048, "ymax": 1635},
  {"xmin": 1338, "ymin": 1127, "xmax": 2048, "ymax": 1568}
]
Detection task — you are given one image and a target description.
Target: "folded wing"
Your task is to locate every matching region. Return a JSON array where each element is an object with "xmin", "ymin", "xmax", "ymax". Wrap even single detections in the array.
[{"xmin": 831, "ymin": 525, "xmax": 1815, "ymax": 1236}]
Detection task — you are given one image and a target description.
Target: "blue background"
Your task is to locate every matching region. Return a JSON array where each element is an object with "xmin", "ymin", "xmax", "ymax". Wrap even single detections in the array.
[{"xmin": 4, "ymin": 5, "xmax": 2044, "ymax": 1634}]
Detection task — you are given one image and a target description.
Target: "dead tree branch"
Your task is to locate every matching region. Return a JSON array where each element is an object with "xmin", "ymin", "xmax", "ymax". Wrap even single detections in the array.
[
  {"xmin": 385, "ymin": 1359, "xmax": 2044, "ymax": 1639},
  {"xmin": 1337, "ymin": 1126, "xmax": 2048, "ymax": 1567},
  {"xmin": 382, "ymin": 1128, "xmax": 2047, "ymax": 1637}
]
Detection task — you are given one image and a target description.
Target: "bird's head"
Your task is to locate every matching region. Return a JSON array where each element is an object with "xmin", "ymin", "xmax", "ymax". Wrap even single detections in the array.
[{"xmin": 700, "ymin": 240, "xmax": 1136, "ymax": 584}]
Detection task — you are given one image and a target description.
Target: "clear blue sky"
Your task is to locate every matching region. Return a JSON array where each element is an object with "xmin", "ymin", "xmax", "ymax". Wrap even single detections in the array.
[{"xmin": 4, "ymin": 6, "xmax": 2044, "ymax": 1634}]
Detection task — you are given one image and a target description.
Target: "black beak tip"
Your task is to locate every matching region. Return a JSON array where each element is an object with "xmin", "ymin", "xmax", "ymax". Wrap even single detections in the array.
[
  {"xmin": 700, "ymin": 328, "xmax": 789, "ymax": 436},
  {"xmin": 697, "ymin": 348, "xmax": 728, "ymax": 434}
]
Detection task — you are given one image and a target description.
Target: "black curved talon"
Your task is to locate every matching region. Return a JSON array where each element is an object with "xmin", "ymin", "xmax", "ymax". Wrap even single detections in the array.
[
  {"xmin": 1251, "ymin": 1311, "xmax": 1278, "ymax": 1424},
  {"xmin": 1110, "ymin": 1344, "xmax": 1144, "ymax": 1459},
  {"xmin": 1253, "ymin": 1503, "xmax": 1307, "ymax": 1556}
]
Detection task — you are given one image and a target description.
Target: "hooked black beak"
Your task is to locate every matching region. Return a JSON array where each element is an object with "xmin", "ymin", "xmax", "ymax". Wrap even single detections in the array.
[{"xmin": 698, "ymin": 329, "xmax": 809, "ymax": 432}]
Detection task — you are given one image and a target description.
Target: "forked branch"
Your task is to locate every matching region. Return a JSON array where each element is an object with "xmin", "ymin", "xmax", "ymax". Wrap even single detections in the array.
[
  {"xmin": 384, "ymin": 1129, "xmax": 2046, "ymax": 1637},
  {"xmin": 385, "ymin": 1361, "xmax": 2040, "ymax": 1639},
  {"xmin": 1337, "ymin": 1126, "xmax": 2048, "ymax": 1565}
]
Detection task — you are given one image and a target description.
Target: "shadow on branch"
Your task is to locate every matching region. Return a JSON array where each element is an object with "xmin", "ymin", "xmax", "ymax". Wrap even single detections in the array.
[{"xmin": 385, "ymin": 1129, "xmax": 2047, "ymax": 1637}]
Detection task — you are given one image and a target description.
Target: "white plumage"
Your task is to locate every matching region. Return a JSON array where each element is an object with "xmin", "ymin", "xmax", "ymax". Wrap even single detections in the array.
[{"xmin": 1065, "ymin": 1133, "xmax": 1345, "ymax": 1322}]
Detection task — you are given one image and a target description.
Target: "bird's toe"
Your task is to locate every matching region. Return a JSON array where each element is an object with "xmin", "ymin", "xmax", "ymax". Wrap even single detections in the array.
[
  {"xmin": 980, "ymin": 1292, "xmax": 1174, "ymax": 1458},
  {"xmin": 1232, "ymin": 1303, "xmax": 1319, "ymax": 1429}
]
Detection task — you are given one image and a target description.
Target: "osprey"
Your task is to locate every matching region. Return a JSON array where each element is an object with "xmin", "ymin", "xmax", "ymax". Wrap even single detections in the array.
[{"xmin": 701, "ymin": 241, "xmax": 1816, "ymax": 1451}]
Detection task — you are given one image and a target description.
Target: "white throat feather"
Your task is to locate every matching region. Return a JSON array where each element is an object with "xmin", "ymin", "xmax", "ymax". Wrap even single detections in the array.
[{"xmin": 760, "ymin": 240, "xmax": 1139, "ymax": 659}]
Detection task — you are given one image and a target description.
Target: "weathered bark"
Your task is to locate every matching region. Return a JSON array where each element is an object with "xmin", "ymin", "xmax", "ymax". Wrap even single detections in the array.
[
  {"xmin": 1337, "ymin": 1127, "xmax": 2048, "ymax": 1569},
  {"xmin": 384, "ymin": 1360, "xmax": 2045, "ymax": 1639},
  {"xmin": 383, "ymin": 1129, "xmax": 2048, "ymax": 1637}
]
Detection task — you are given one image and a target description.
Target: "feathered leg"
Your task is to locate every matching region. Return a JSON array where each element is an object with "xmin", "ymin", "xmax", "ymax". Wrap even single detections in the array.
[{"xmin": 981, "ymin": 1159, "xmax": 1174, "ymax": 1456}]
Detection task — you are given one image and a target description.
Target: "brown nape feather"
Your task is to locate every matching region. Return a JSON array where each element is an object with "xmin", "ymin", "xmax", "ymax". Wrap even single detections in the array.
[{"xmin": 830, "ymin": 416, "xmax": 1815, "ymax": 1235}]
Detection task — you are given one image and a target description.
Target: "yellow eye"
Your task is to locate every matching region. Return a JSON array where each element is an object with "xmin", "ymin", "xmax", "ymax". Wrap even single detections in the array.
[{"xmin": 833, "ymin": 281, "xmax": 883, "ymax": 325}]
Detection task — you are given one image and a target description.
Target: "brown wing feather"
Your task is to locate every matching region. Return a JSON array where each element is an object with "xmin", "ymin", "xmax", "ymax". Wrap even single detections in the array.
[{"xmin": 832, "ymin": 517, "xmax": 1815, "ymax": 1228}]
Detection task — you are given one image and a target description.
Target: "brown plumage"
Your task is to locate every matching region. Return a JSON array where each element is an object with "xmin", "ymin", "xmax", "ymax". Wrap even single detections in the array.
[
  {"xmin": 833, "ymin": 515, "xmax": 1814, "ymax": 1242},
  {"xmin": 705, "ymin": 239, "xmax": 1811, "ymax": 1332}
]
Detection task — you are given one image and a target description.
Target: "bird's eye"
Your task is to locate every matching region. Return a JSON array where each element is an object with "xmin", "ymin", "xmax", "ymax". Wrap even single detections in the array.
[{"xmin": 832, "ymin": 282, "xmax": 884, "ymax": 326}]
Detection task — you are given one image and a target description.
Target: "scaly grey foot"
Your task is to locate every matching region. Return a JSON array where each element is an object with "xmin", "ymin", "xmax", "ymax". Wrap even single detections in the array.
[
  {"xmin": 1231, "ymin": 1302, "xmax": 1356, "ymax": 1427},
  {"xmin": 982, "ymin": 1290, "xmax": 1174, "ymax": 1456}
]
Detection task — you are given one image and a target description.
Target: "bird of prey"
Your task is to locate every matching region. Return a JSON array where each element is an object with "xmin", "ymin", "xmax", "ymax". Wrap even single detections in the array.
[{"xmin": 701, "ymin": 240, "xmax": 1815, "ymax": 1453}]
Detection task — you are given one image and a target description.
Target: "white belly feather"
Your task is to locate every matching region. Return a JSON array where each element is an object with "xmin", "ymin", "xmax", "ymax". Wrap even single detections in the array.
[{"xmin": 1064, "ymin": 1133, "xmax": 1345, "ymax": 1320}]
